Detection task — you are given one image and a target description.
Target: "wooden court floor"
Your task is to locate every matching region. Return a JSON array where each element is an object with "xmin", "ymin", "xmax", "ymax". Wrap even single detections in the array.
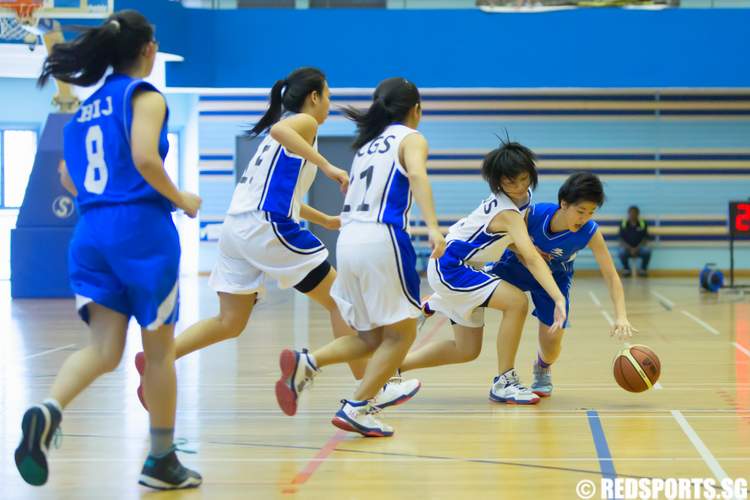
[{"xmin": 1, "ymin": 275, "xmax": 749, "ymax": 499}]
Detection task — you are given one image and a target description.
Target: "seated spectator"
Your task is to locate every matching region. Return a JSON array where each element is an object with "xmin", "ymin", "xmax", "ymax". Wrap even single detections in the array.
[{"xmin": 618, "ymin": 205, "xmax": 651, "ymax": 277}]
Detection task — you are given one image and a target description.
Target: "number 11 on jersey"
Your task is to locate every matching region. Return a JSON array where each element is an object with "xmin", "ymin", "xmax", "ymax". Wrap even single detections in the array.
[{"xmin": 343, "ymin": 165, "xmax": 374, "ymax": 213}]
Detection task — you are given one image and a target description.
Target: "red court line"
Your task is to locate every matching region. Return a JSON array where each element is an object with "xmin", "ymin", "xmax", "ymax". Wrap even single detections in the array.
[
  {"xmin": 284, "ymin": 430, "xmax": 348, "ymax": 493},
  {"xmin": 283, "ymin": 315, "xmax": 448, "ymax": 494}
]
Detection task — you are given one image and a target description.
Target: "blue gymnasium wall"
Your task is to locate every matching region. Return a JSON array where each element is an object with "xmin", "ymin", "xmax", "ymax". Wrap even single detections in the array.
[{"xmin": 111, "ymin": 3, "xmax": 750, "ymax": 88}]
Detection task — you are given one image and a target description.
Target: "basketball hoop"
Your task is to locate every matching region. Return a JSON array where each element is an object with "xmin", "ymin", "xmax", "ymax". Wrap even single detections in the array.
[{"xmin": 0, "ymin": 0, "xmax": 43, "ymax": 41}]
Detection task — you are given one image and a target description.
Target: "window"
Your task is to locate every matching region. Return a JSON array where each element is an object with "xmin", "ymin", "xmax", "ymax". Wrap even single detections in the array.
[{"xmin": 1, "ymin": 129, "xmax": 38, "ymax": 208}]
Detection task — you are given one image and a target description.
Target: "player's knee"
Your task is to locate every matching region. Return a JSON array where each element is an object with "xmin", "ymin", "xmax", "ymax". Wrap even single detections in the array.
[
  {"xmin": 459, "ymin": 343, "xmax": 482, "ymax": 361},
  {"xmin": 220, "ymin": 313, "xmax": 248, "ymax": 339},
  {"xmin": 507, "ymin": 291, "xmax": 529, "ymax": 314},
  {"xmin": 97, "ymin": 346, "xmax": 124, "ymax": 373}
]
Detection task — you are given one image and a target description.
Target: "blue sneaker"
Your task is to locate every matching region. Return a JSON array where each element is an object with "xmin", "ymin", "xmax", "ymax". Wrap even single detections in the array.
[
  {"xmin": 331, "ymin": 399, "xmax": 394, "ymax": 437},
  {"xmin": 15, "ymin": 402, "xmax": 62, "ymax": 486},
  {"xmin": 489, "ymin": 369, "xmax": 540, "ymax": 405},
  {"xmin": 531, "ymin": 361, "xmax": 553, "ymax": 398}
]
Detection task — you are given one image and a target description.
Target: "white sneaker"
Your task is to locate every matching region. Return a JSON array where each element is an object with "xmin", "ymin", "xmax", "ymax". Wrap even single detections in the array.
[
  {"xmin": 371, "ymin": 376, "xmax": 421, "ymax": 410},
  {"xmin": 331, "ymin": 400, "xmax": 394, "ymax": 437},
  {"xmin": 489, "ymin": 369, "xmax": 540, "ymax": 405},
  {"xmin": 275, "ymin": 348, "xmax": 319, "ymax": 416}
]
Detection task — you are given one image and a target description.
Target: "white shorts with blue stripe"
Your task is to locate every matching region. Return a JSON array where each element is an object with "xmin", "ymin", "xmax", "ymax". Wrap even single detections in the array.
[
  {"xmin": 209, "ymin": 211, "xmax": 328, "ymax": 295},
  {"xmin": 332, "ymin": 222, "xmax": 421, "ymax": 332},
  {"xmin": 427, "ymin": 258, "xmax": 501, "ymax": 328}
]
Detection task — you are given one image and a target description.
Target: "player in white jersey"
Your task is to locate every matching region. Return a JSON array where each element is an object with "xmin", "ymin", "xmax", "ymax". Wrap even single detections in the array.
[
  {"xmin": 134, "ymin": 68, "xmax": 420, "ymax": 414},
  {"xmin": 400, "ymin": 142, "xmax": 568, "ymax": 404},
  {"xmin": 275, "ymin": 78, "xmax": 445, "ymax": 437}
]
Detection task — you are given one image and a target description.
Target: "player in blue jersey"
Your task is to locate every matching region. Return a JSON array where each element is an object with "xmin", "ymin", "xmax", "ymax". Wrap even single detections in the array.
[
  {"xmin": 15, "ymin": 11, "xmax": 202, "ymax": 490},
  {"xmin": 489, "ymin": 172, "xmax": 637, "ymax": 397},
  {"xmin": 399, "ymin": 142, "xmax": 567, "ymax": 405},
  {"xmin": 275, "ymin": 78, "xmax": 445, "ymax": 436},
  {"xmin": 134, "ymin": 69, "xmax": 421, "ymax": 418}
]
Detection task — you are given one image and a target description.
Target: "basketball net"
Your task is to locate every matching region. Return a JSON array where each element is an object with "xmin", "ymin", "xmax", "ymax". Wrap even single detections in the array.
[{"xmin": 0, "ymin": 1, "xmax": 42, "ymax": 42}]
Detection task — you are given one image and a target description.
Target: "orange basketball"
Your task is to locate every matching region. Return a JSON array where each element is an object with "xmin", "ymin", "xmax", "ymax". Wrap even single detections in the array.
[{"xmin": 613, "ymin": 344, "xmax": 661, "ymax": 393}]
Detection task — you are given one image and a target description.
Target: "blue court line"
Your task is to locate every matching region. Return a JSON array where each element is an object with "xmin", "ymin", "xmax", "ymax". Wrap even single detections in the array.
[{"xmin": 587, "ymin": 410, "xmax": 618, "ymax": 500}]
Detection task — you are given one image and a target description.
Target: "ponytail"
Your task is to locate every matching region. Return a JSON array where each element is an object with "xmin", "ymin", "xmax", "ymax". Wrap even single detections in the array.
[
  {"xmin": 344, "ymin": 77, "xmax": 421, "ymax": 151},
  {"xmin": 38, "ymin": 10, "xmax": 154, "ymax": 88},
  {"xmin": 247, "ymin": 79, "xmax": 286, "ymax": 137},
  {"xmin": 343, "ymin": 99, "xmax": 393, "ymax": 151},
  {"xmin": 247, "ymin": 67, "xmax": 326, "ymax": 137}
]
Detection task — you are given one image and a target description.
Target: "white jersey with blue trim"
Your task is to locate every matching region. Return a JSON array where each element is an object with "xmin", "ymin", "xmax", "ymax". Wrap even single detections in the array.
[
  {"xmin": 340, "ymin": 124, "xmax": 420, "ymax": 230},
  {"xmin": 227, "ymin": 133, "xmax": 318, "ymax": 221},
  {"xmin": 444, "ymin": 189, "xmax": 532, "ymax": 267}
]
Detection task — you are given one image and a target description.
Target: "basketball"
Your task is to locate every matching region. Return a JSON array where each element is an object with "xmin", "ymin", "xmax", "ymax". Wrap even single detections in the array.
[{"xmin": 613, "ymin": 344, "xmax": 661, "ymax": 393}]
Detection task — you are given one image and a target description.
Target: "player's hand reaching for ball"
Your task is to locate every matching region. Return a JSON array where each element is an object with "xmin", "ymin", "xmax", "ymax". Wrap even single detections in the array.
[
  {"xmin": 178, "ymin": 191, "xmax": 202, "ymax": 218},
  {"xmin": 611, "ymin": 317, "xmax": 637, "ymax": 341}
]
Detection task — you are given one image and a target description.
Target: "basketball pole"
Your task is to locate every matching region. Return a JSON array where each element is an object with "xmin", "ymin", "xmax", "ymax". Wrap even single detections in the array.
[{"xmin": 42, "ymin": 21, "xmax": 80, "ymax": 114}]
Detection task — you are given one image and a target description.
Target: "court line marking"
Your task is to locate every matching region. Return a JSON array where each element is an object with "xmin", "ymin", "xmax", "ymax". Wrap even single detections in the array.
[
  {"xmin": 27, "ymin": 413, "xmax": 750, "ymax": 421},
  {"xmin": 23, "ymin": 344, "xmax": 76, "ymax": 360},
  {"xmin": 284, "ymin": 430, "xmax": 347, "ymax": 492},
  {"xmin": 283, "ymin": 315, "xmax": 448, "ymax": 493},
  {"xmin": 586, "ymin": 410, "xmax": 618, "ymax": 500},
  {"xmin": 600, "ymin": 310, "xmax": 615, "ymax": 327},
  {"xmin": 734, "ymin": 342, "xmax": 750, "ymax": 358},
  {"xmin": 650, "ymin": 290, "xmax": 675, "ymax": 311},
  {"xmin": 653, "ymin": 382, "xmax": 663, "ymax": 390},
  {"xmin": 671, "ymin": 410, "xmax": 734, "ymax": 498},
  {"xmin": 680, "ymin": 310, "xmax": 720, "ymax": 335},
  {"xmin": 589, "ymin": 290, "xmax": 602, "ymax": 308}
]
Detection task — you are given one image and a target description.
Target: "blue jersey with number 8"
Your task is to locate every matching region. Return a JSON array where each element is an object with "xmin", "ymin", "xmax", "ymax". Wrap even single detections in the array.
[{"xmin": 63, "ymin": 73, "xmax": 171, "ymax": 214}]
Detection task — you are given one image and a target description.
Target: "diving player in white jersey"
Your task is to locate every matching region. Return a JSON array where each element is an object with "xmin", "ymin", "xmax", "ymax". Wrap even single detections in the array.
[
  {"xmin": 275, "ymin": 78, "xmax": 445, "ymax": 437},
  {"xmin": 400, "ymin": 142, "xmax": 567, "ymax": 405}
]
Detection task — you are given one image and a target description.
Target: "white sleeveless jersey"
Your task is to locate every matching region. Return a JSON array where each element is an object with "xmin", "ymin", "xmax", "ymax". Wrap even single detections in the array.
[
  {"xmin": 340, "ymin": 124, "xmax": 420, "ymax": 230},
  {"xmin": 443, "ymin": 189, "xmax": 532, "ymax": 266},
  {"xmin": 227, "ymin": 133, "xmax": 318, "ymax": 221}
]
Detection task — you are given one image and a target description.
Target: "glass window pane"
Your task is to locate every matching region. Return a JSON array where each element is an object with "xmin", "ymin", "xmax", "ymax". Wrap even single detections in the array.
[
  {"xmin": 166, "ymin": 132, "xmax": 180, "ymax": 188},
  {"xmin": 3, "ymin": 130, "xmax": 37, "ymax": 208}
]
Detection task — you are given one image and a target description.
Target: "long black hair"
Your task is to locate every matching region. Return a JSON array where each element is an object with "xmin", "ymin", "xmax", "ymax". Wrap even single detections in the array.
[
  {"xmin": 247, "ymin": 67, "xmax": 327, "ymax": 137},
  {"xmin": 481, "ymin": 140, "xmax": 539, "ymax": 196},
  {"xmin": 343, "ymin": 77, "xmax": 421, "ymax": 150},
  {"xmin": 38, "ymin": 10, "xmax": 154, "ymax": 88}
]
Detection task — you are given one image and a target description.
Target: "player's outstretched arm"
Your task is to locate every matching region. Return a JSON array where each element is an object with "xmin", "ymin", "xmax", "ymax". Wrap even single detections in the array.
[
  {"xmin": 299, "ymin": 203, "xmax": 340, "ymax": 231},
  {"xmin": 270, "ymin": 114, "xmax": 348, "ymax": 192},
  {"xmin": 492, "ymin": 210, "xmax": 566, "ymax": 332},
  {"xmin": 589, "ymin": 228, "xmax": 637, "ymax": 339},
  {"xmin": 401, "ymin": 133, "xmax": 445, "ymax": 258}
]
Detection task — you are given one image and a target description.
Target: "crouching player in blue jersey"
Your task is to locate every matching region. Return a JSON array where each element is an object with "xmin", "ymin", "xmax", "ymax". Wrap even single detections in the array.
[{"xmin": 489, "ymin": 172, "xmax": 637, "ymax": 398}]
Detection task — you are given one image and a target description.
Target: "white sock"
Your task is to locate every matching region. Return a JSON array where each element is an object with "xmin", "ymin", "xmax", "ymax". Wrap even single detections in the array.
[{"xmin": 43, "ymin": 398, "xmax": 63, "ymax": 414}]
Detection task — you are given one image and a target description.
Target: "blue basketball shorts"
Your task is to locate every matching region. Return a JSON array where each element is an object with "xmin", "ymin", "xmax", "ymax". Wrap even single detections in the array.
[{"xmin": 68, "ymin": 202, "xmax": 180, "ymax": 330}]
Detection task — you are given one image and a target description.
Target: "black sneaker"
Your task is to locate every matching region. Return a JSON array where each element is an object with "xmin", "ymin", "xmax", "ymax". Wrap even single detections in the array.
[
  {"xmin": 15, "ymin": 402, "xmax": 62, "ymax": 486},
  {"xmin": 138, "ymin": 449, "xmax": 202, "ymax": 490}
]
